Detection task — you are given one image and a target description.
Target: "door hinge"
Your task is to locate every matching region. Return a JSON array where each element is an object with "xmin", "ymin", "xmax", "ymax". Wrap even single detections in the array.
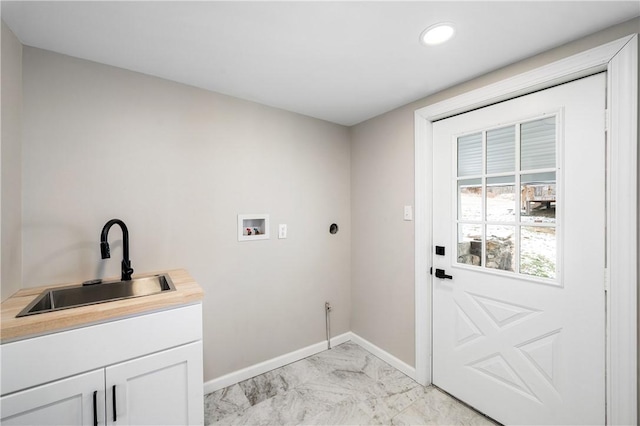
[
  {"xmin": 429, "ymin": 267, "xmax": 433, "ymax": 275},
  {"xmin": 604, "ymin": 267, "xmax": 610, "ymax": 292}
]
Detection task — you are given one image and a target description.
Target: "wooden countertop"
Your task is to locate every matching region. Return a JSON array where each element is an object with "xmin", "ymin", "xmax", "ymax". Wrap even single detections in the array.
[{"xmin": 0, "ymin": 269, "xmax": 204, "ymax": 343}]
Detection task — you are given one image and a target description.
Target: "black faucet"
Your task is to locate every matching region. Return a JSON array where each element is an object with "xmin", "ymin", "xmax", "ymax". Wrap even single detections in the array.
[{"xmin": 100, "ymin": 219, "xmax": 134, "ymax": 281}]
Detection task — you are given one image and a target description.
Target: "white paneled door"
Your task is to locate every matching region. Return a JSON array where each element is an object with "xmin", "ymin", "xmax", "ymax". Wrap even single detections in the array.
[{"xmin": 432, "ymin": 73, "xmax": 606, "ymax": 425}]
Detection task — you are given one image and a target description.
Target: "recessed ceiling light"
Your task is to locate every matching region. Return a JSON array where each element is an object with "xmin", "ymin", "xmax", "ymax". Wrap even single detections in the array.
[{"xmin": 420, "ymin": 23, "xmax": 455, "ymax": 46}]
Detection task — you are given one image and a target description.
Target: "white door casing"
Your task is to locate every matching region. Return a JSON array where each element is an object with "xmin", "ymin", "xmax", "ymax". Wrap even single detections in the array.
[
  {"xmin": 432, "ymin": 74, "xmax": 605, "ymax": 425},
  {"xmin": 414, "ymin": 34, "xmax": 637, "ymax": 425}
]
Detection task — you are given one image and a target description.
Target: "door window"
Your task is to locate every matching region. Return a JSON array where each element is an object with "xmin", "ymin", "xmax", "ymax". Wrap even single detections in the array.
[{"xmin": 456, "ymin": 115, "xmax": 558, "ymax": 281}]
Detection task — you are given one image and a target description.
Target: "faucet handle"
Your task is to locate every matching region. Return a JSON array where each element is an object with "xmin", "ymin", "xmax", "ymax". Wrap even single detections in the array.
[
  {"xmin": 100, "ymin": 242, "xmax": 111, "ymax": 259},
  {"xmin": 121, "ymin": 259, "xmax": 134, "ymax": 281}
]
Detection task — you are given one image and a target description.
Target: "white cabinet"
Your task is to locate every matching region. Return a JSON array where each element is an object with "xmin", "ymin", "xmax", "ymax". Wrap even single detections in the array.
[
  {"xmin": 0, "ymin": 369, "xmax": 104, "ymax": 426},
  {"xmin": 106, "ymin": 342, "xmax": 203, "ymax": 426},
  {"xmin": 1, "ymin": 304, "xmax": 204, "ymax": 426}
]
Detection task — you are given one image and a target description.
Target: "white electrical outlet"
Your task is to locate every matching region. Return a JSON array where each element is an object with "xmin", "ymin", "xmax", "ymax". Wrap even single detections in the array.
[
  {"xmin": 404, "ymin": 205, "xmax": 413, "ymax": 221},
  {"xmin": 279, "ymin": 224, "xmax": 287, "ymax": 239}
]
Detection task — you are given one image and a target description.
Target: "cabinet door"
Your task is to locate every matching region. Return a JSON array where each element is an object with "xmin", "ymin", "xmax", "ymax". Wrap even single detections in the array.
[
  {"xmin": 1, "ymin": 369, "xmax": 105, "ymax": 426},
  {"xmin": 106, "ymin": 341, "xmax": 203, "ymax": 426}
]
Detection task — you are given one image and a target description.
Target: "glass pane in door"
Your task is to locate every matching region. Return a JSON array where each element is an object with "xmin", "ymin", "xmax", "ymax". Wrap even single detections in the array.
[
  {"xmin": 458, "ymin": 179, "xmax": 482, "ymax": 221},
  {"xmin": 521, "ymin": 117, "xmax": 556, "ymax": 170},
  {"xmin": 458, "ymin": 224, "xmax": 482, "ymax": 266},
  {"xmin": 486, "ymin": 225, "xmax": 515, "ymax": 272},
  {"xmin": 521, "ymin": 172, "xmax": 556, "ymax": 223},
  {"xmin": 487, "ymin": 126, "xmax": 515, "ymax": 174},
  {"xmin": 487, "ymin": 176, "xmax": 516, "ymax": 222},
  {"xmin": 520, "ymin": 226, "xmax": 556, "ymax": 279},
  {"xmin": 458, "ymin": 133, "xmax": 482, "ymax": 176}
]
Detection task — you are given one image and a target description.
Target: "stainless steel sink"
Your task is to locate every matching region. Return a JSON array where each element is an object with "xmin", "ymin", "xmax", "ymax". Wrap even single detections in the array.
[{"xmin": 17, "ymin": 274, "xmax": 175, "ymax": 317}]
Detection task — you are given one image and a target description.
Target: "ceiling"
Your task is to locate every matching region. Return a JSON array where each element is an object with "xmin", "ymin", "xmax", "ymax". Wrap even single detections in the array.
[{"xmin": 2, "ymin": 1, "xmax": 639, "ymax": 126}]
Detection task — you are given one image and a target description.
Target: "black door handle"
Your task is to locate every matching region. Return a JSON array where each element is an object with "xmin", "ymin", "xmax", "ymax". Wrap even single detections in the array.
[
  {"xmin": 93, "ymin": 390, "xmax": 98, "ymax": 426},
  {"xmin": 435, "ymin": 268, "xmax": 453, "ymax": 279},
  {"xmin": 112, "ymin": 385, "xmax": 117, "ymax": 422}
]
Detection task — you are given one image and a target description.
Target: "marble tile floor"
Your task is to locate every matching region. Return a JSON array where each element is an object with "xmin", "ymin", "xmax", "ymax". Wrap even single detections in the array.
[{"xmin": 204, "ymin": 341, "xmax": 498, "ymax": 425}]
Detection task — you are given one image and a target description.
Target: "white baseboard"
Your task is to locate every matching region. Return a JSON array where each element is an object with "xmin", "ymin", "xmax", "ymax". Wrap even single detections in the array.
[
  {"xmin": 349, "ymin": 332, "xmax": 417, "ymax": 379},
  {"xmin": 203, "ymin": 332, "xmax": 351, "ymax": 395},
  {"xmin": 203, "ymin": 332, "xmax": 416, "ymax": 395}
]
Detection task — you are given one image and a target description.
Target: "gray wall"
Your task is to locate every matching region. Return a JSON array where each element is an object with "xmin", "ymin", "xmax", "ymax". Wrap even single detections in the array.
[
  {"xmin": 2, "ymin": 15, "xmax": 637, "ymax": 390},
  {"xmin": 350, "ymin": 107, "xmax": 416, "ymax": 365},
  {"xmin": 19, "ymin": 47, "xmax": 351, "ymax": 380},
  {"xmin": 1, "ymin": 21, "xmax": 23, "ymax": 302},
  {"xmin": 350, "ymin": 17, "xmax": 640, "ymax": 368}
]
